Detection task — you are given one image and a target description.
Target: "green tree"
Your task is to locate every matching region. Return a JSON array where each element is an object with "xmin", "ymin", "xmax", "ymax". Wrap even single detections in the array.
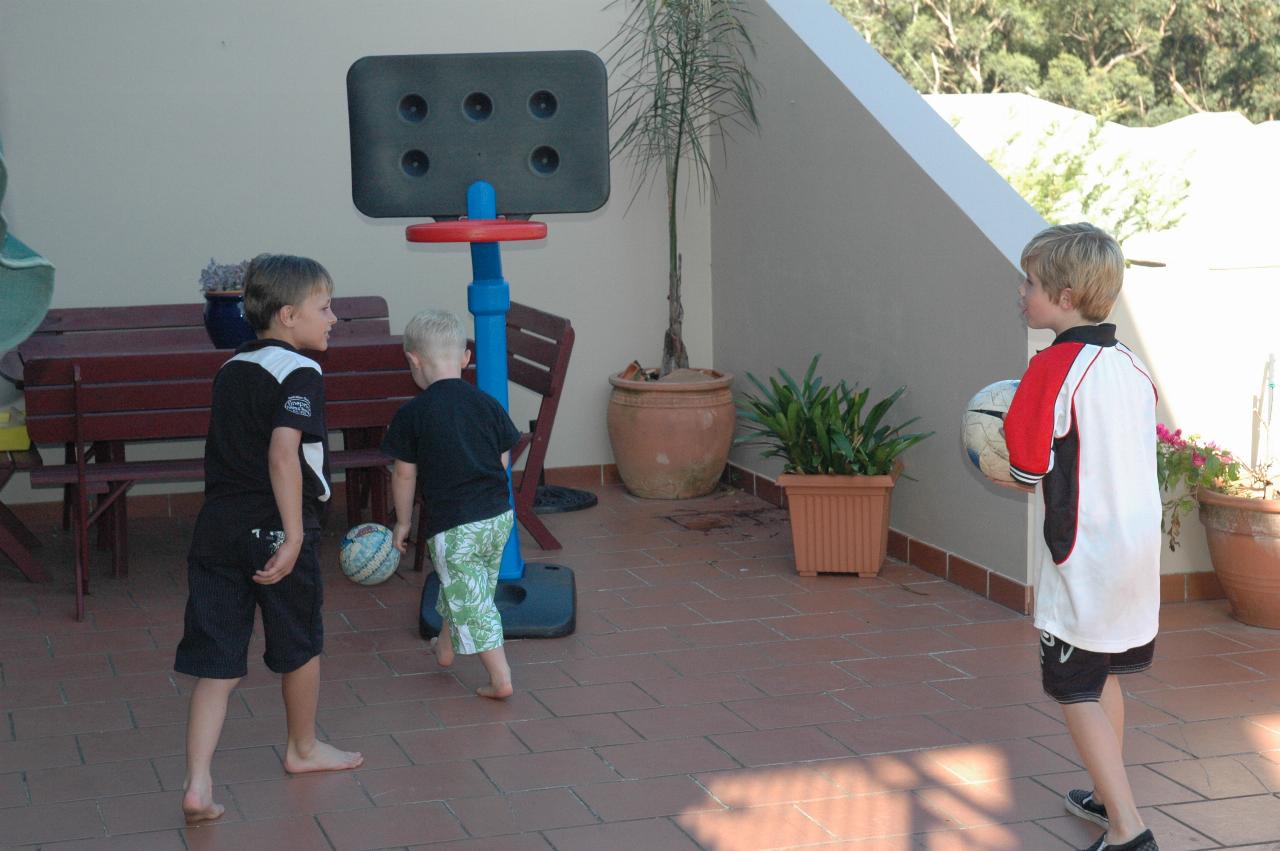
[{"xmin": 831, "ymin": 0, "xmax": 1280, "ymax": 125}]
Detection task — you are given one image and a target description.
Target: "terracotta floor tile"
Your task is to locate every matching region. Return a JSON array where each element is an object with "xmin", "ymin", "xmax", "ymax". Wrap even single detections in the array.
[
  {"xmin": 711, "ymin": 725, "xmax": 852, "ymax": 766},
  {"xmin": 557, "ymin": 652, "xmax": 678, "ymax": 686},
  {"xmin": 392, "ymin": 722, "xmax": 528, "ymax": 764},
  {"xmin": 0, "ymin": 734, "xmax": 83, "ymax": 773},
  {"xmin": 100, "ymin": 788, "xmax": 240, "ymax": 835},
  {"xmin": 26, "ymin": 758, "xmax": 161, "ymax": 803},
  {"xmin": 758, "ymin": 636, "xmax": 874, "ymax": 665},
  {"xmin": 1147, "ymin": 654, "xmax": 1266, "ymax": 687},
  {"xmin": 50, "ymin": 628, "xmax": 157, "ymax": 656},
  {"xmin": 357, "ymin": 759, "xmax": 495, "ymax": 804},
  {"xmin": 928, "ymin": 704, "xmax": 1066, "ymax": 743},
  {"xmin": 657, "ymin": 643, "xmax": 781, "ymax": 676},
  {"xmin": 1155, "ymin": 795, "xmax": 1280, "ymax": 846},
  {"xmin": 677, "ymin": 802, "xmax": 836, "ymax": 849},
  {"xmin": 1144, "ymin": 715, "xmax": 1280, "ymax": 758},
  {"xmin": 836, "ymin": 683, "xmax": 963, "ymax": 718},
  {"xmin": 763, "ymin": 612, "xmax": 875, "ymax": 639},
  {"xmin": 916, "ymin": 821, "xmax": 1075, "ymax": 850},
  {"xmin": 931, "ymin": 674, "xmax": 1047, "ymax": 708},
  {"xmin": 839, "ymin": 655, "xmax": 968, "ymax": 685},
  {"xmin": 580, "ymin": 627, "xmax": 689, "ymax": 657},
  {"xmin": 46, "ymin": 828, "xmax": 189, "ymax": 850},
  {"xmin": 0, "ymin": 678, "xmax": 64, "ymax": 711},
  {"xmin": 449, "ymin": 787, "xmax": 597, "ymax": 836},
  {"xmin": 1038, "ymin": 763, "xmax": 1204, "ymax": 807},
  {"xmin": 10, "ymin": 701, "xmax": 134, "ymax": 742},
  {"xmin": 478, "ymin": 748, "xmax": 619, "ymax": 791},
  {"xmin": 507, "ymin": 713, "xmax": 642, "ymax": 752},
  {"xmin": 181, "ymin": 816, "xmax": 330, "ymax": 851},
  {"xmin": 543, "ymin": 816, "xmax": 702, "ymax": 851},
  {"xmin": 799, "ymin": 790, "xmax": 933, "ymax": 839},
  {"xmin": 686, "ymin": 595, "xmax": 800, "ymax": 622},
  {"xmin": 695, "ymin": 764, "xmax": 848, "ymax": 804},
  {"xmin": 0, "ymin": 800, "xmax": 108, "ymax": 845},
  {"xmin": 533, "ymin": 681, "xmax": 658, "ymax": 716},
  {"xmin": 938, "ymin": 621, "xmax": 1036, "ymax": 648},
  {"xmin": 1035, "ymin": 728, "xmax": 1191, "ymax": 766},
  {"xmin": 726, "ymin": 693, "xmax": 861, "ymax": 729},
  {"xmin": 1227, "ymin": 647, "xmax": 1280, "ymax": 677},
  {"xmin": 921, "ymin": 738, "xmax": 1080, "ymax": 783},
  {"xmin": 741, "ymin": 661, "xmax": 863, "ymax": 696},
  {"xmin": 595, "ymin": 736, "xmax": 738, "ymax": 778},
  {"xmin": 0, "ymin": 771, "xmax": 27, "ymax": 807},
  {"xmin": 152, "ymin": 745, "xmax": 285, "ymax": 790},
  {"xmin": 574, "ymin": 775, "xmax": 724, "ymax": 821},
  {"xmin": 600, "ymin": 603, "xmax": 708, "ymax": 630},
  {"xmin": 696, "ymin": 574, "xmax": 805, "ymax": 599},
  {"xmin": 669, "ymin": 619, "xmax": 787, "ymax": 647},
  {"xmin": 229, "ymin": 772, "xmax": 370, "ymax": 820},
  {"xmin": 317, "ymin": 800, "xmax": 465, "ymax": 850},
  {"xmin": 343, "ymin": 671, "xmax": 472, "ymax": 704},
  {"xmin": 1149, "ymin": 753, "xmax": 1280, "ymax": 798},
  {"xmin": 853, "ymin": 628, "xmax": 974, "ymax": 657},
  {"xmin": 619, "ymin": 581, "xmax": 718, "ymax": 607},
  {"xmin": 1135, "ymin": 682, "xmax": 1280, "ymax": 722},
  {"xmin": 427, "ymin": 692, "xmax": 551, "ymax": 727},
  {"xmin": 822, "ymin": 715, "xmax": 967, "ymax": 755},
  {"xmin": 915, "ymin": 775, "xmax": 1066, "ymax": 828},
  {"xmin": 619, "ymin": 702, "xmax": 755, "ymax": 740},
  {"xmin": 407, "ymin": 834, "xmax": 554, "ymax": 850},
  {"xmin": 634, "ymin": 673, "xmax": 765, "ymax": 706}
]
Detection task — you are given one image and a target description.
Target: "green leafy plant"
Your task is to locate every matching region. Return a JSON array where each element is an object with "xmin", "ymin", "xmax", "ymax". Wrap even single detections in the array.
[{"xmin": 735, "ymin": 356, "xmax": 933, "ymax": 475}]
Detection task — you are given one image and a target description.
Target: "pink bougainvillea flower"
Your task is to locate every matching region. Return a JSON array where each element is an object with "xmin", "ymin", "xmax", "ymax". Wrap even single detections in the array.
[{"xmin": 1192, "ymin": 452, "xmax": 1206, "ymax": 467}]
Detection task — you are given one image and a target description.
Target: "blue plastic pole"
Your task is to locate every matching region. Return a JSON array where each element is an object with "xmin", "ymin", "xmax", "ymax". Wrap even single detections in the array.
[{"xmin": 465, "ymin": 180, "xmax": 524, "ymax": 581}]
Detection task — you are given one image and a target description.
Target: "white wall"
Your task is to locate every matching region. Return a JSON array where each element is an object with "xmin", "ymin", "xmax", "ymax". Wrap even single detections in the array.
[
  {"xmin": 0, "ymin": 0, "xmax": 706, "ymax": 501},
  {"xmin": 713, "ymin": 0, "xmax": 1046, "ymax": 582}
]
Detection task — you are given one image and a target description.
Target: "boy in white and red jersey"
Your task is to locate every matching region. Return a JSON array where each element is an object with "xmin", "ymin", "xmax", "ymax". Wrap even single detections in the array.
[{"xmin": 1003, "ymin": 224, "xmax": 1161, "ymax": 851}]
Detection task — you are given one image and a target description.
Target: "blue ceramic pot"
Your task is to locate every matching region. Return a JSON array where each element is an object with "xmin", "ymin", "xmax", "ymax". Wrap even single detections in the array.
[{"xmin": 203, "ymin": 291, "xmax": 256, "ymax": 349}]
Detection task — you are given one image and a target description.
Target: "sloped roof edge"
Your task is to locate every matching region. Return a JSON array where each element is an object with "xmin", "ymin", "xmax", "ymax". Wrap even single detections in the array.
[{"xmin": 763, "ymin": 0, "xmax": 1045, "ymax": 267}]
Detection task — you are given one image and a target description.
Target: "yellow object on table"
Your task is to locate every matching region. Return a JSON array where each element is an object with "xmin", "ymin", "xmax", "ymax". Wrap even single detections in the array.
[{"xmin": 0, "ymin": 407, "xmax": 31, "ymax": 451}]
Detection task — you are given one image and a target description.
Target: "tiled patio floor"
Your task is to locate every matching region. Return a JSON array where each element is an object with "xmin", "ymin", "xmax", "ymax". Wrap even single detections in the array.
[{"xmin": 2, "ymin": 484, "xmax": 1280, "ymax": 850}]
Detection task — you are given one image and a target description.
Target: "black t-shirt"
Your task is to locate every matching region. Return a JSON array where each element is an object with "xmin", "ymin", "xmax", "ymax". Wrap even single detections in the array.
[
  {"xmin": 381, "ymin": 378, "xmax": 521, "ymax": 540},
  {"xmin": 192, "ymin": 339, "xmax": 330, "ymax": 551}
]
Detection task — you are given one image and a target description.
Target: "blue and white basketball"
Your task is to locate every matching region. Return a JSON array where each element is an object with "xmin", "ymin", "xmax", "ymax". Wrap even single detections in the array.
[
  {"xmin": 962, "ymin": 380, "xmax": 1020, "ymax": 484},
  {"xmin": 339, "ymin": 523, "xmax": 400, "ymax": 585}
]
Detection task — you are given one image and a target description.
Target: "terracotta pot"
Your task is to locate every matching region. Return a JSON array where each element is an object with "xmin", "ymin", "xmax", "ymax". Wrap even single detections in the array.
[
  {"xmin": 606, "ymin": 369, "xmax": 735, "ymax": 499},
  {"xmin": 1197, "ymin": 487, "xmax": 1280, "ymax": 629},
  {"xmin": 778, "ymin": 467, "xmax": 899, "ymax": 577}
]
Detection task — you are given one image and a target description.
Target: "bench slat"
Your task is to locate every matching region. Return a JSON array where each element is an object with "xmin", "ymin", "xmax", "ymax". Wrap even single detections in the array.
[{"xmin": 31, "ymin": 296, "xmax": 388, "ymax": 335}]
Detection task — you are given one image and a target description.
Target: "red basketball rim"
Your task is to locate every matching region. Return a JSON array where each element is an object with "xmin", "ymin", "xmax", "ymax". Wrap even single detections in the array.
[{"xmin": 406, "ymin": 218, "xmax": 547, "ymax": 243}]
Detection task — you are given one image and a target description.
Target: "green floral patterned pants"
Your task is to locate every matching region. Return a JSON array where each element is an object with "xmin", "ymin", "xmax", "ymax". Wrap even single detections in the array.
[{"xmin": 429, "ymin": 511, "xmax": 513, "ymax": 655}]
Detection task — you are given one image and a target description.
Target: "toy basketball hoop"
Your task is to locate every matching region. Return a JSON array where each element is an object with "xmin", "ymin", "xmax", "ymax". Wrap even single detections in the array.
[
  {"xmin": 348, "ymin": 50, "xmax": 610, "ymax": 641},
  {"xmin": 406, "ymin": 219, "xmax": 547, "ymax": 244}
]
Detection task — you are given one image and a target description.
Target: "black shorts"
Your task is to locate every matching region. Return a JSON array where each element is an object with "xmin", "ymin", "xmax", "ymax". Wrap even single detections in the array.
[
  {"xmin": 175, "ymin": 527, "xmax": 324, "ymax": 679},
  {"xmin": 1039, "ymin": 631, "xmax": 1155, "ymax": 704}
]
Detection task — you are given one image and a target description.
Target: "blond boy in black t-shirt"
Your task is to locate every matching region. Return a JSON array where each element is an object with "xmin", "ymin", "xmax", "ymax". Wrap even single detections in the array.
[{"xmin": 383, "ymin": 309, "xmax": 521, "ymax": 699}]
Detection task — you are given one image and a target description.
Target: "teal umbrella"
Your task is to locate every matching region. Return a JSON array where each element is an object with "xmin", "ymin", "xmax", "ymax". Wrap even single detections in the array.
[{"xmin": 0, "ymin": 142, "xmax": 54, "ymax": 352}]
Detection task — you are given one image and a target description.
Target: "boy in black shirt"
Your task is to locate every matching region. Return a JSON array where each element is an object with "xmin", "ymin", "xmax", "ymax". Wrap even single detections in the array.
[
  {"xmin": 384, "ymin": 309, "xmax": 521, "ymax": 699},
  {"xmin": 175, "ymin": 255, "xmax": 362, "ymax": 823}
]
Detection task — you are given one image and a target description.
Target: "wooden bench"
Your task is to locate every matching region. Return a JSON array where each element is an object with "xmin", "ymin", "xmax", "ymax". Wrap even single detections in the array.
[
  {"xmin": 21, "ymin": 301, "xmax": 575, "ymax": 619},
  {"xmin": 3, "ymin": 296, "xmax": 393, "ymax": 536}
]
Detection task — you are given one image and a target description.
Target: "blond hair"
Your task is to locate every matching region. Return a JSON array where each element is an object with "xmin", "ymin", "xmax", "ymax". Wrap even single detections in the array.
[
  {"xmin": 403, "ymin": 309, "xmax": 467, "ymax": 359},
  {"xmin": 1020, "ymin": 223, "xmax": 1125, "ymax": 322}
]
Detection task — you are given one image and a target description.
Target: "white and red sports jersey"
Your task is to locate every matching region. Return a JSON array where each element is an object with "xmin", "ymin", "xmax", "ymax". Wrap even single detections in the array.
[{"xmin": 1004, "ymin": 324, "xmax": 1161, "ymax": 652}]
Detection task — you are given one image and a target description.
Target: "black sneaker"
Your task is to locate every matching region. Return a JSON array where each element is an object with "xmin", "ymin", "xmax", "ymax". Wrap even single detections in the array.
[
  {"xmin": 1065, "ymin": 788, "xmax": 1109, "ymax": 828},
  {"xmin": 1081, "ymin": 828, "xmax": 1158, "ymax": 851}
]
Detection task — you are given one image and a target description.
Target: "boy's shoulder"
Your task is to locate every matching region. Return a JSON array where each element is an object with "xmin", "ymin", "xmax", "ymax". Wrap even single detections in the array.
[{"xmin": 225, "ymin": 340, "xmax": 323, "ymax": 383}]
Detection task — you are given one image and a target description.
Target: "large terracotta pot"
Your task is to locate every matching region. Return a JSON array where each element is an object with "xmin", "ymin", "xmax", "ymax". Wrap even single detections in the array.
[
  {"xmin": 607, "ymin": 369, "xmax": 735, "ymax": 499},
  {"xmin": 1197, "ymin": 487, "xmax": 1280, "ymax": 628},
  {"xmin": 778, "ymin": 467, "xmax": 899, "ymax": 577}
]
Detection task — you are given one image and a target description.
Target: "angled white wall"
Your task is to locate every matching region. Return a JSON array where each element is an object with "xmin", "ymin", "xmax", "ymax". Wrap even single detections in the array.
[
  {"xmin": 0, "ymin": 0, "xmax": 704, "ymax": 502},
  {"xmin": 713, "ymin": 0, "xmax": 1047, "ymax": 582}
]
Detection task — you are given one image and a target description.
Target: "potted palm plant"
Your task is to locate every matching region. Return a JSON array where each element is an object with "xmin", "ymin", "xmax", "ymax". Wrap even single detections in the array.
[
  {"xmin": 604, "ymin": 0, "xmax": 761, "ymax": 499},
  {"xmin": 736, "ymin": 356, "xmax": 933, "ymax": 576}
]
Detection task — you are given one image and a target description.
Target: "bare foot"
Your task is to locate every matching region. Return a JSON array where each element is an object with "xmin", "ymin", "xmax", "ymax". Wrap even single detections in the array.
[
  {"xmin": 477, "ymin": 680, "xmax": 514, "ymax": 700},
  {"xmin": 181, "ymin": 786, "xmax": 226, "ymax": 825},
  {"xmin": 284, "ymin": 740, "xmax": 364, "ymax": 774},
  {"xmin": 430, "ymin": 635, "xmax": 454, "ymax": 667}
]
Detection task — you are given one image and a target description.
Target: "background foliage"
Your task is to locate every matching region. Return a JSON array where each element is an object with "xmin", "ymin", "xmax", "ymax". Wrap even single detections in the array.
[{"xmin": 831, "ymin": 0, "xmax": 1280, "ymax": 125}]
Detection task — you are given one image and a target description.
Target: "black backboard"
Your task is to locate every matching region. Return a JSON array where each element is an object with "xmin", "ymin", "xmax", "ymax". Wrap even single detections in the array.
[{"xmin": 347, "ymin": 51, "xmax": 610, "ymax": 218}]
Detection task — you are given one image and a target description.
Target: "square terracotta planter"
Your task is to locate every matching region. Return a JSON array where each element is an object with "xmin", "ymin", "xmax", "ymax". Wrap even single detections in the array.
[{"xmin": 777, "ymin": 469, "xmax": 898, "ymax": 577}]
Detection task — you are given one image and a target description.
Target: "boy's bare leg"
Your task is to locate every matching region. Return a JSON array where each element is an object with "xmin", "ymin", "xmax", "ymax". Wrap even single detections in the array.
[
  {"xmin": 1062, "ymin": 694, "xmax": 1145, "ymax": 843},
  {"xmin": 182, "ymin": 676, "xmax": 239, "ymax": 823},
  {"xmin": 280, "ymin": 656, "xmax": 364, "ymax": 773},
  {"xmin": 1090, "ymin": 674, "xmax": 1127, "ymax": 808},
  {"xmin": 476, "ymin": 645, "xmax": 513, "ymax": 699},
  {"xmin": 430, "ymin": 619, "xmax": 454, "ymax": 667}
]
